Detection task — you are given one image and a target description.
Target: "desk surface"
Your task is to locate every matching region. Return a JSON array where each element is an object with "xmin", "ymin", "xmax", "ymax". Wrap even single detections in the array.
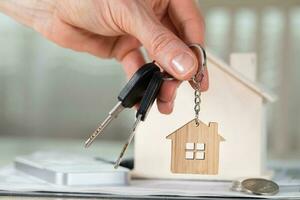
[{"xmin": 0, "ymin": 136, "xmax": 299, "ymax": 200}]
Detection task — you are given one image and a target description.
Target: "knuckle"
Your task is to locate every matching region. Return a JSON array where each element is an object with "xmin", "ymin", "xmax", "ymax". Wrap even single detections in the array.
[
  {"xmin": 199, "ymin": 12, "xmax": 206, "ymax": 29},
  {"xmin": 197, "ymin": 10, "xmax": 206, "ymax": 30},
  {"xmin": 150, "ymin": 29, "xmax": 177, "ymax": 56}
]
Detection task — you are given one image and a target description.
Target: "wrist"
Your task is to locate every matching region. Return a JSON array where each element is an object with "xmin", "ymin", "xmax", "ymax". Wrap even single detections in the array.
[
  {"xmin": 0, "ymin": 0, "xmax": 34, "ymax": 26},
  {"xmin": 0, "ymin": 0, "xmax": 8, "ymax": 12},
  {"xmin": 0, "ymin": 0, "xmax": 56, "ymax": 29}
]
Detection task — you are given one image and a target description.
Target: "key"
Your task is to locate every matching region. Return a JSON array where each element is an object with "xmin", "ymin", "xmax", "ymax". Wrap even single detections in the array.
[
  {"xmin": 84, "ymin": 63, "xmax": 160, "ymax": 148},
  {"xmin": 135, "ymin": 71, "xmax": 164, "ymax": 122},
  {"xmin": 114, "ymin": 71, "xmax": 163, "ymax": 168}
]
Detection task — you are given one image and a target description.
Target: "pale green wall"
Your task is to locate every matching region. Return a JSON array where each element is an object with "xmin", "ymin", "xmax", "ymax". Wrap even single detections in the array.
[{"xmin": 0, "ymin": 13, "xmax": 133, "ymax": 140}]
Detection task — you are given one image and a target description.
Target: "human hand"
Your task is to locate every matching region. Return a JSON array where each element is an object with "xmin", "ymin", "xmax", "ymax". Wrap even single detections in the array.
[{"xmin": 0, "ymin": 0, "xmax": 208, "ymax": 114}]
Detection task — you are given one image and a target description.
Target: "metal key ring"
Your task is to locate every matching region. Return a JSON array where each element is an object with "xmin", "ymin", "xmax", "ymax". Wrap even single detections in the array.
[
  {"xmin": 160, "ymin": 43, "xmax": 207, "ymax": 81},
  {"xmin": 188, "ymin": 43, "xmax": 207, "ymax": 85},
  {"xmin": 152, "ymin": 61, "xmax": 175, "ymax": 81}
]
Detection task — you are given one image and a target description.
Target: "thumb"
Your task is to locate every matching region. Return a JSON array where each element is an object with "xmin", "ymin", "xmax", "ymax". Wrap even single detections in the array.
[{"xmin": 129, "ymin": 12, "xmax": 198, "ymax": 80}]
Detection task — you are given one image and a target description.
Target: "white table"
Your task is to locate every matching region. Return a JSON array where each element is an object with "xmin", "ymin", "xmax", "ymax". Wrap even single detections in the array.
[{"xmin": 0, "ymin": 136, "xmax": 299, "ymax": 200}]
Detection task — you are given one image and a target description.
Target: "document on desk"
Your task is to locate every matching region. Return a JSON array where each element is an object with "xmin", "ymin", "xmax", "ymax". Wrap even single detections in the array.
[
  {"xmin": 14, "ymin": 151, "xmax": 129, "ymax": 186},
  {"xmin": 0, "ymin": 165, "xmax": 300, "ymax": 199}
]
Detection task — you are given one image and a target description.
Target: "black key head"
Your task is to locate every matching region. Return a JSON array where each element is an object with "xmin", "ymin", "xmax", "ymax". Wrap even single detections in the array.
[
  {"xmin": 118, "ymin": 62, "xmax": 160, "ymax": 108},
  {"xmin": 137, "ymin": 71, "xmax": 163, "ymax": 121}
]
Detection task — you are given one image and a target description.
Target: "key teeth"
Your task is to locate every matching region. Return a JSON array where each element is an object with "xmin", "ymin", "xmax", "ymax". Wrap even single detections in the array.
[
  {"xmin": 84, "ymin": 136, "xmax": 96, "ymax": 148},
  {"xmin": 84, "ymin": 139, "xmax": 92, "ymax": 148},
  {"xmin": 114, "ymin": 160, "xmax": 120, "ymax": 169}
]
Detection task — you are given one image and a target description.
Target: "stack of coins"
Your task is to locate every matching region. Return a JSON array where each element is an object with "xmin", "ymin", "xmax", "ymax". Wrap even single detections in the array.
[{"xmin": 231, "ymin": 178, "xmax": 279, "ymax": 196}]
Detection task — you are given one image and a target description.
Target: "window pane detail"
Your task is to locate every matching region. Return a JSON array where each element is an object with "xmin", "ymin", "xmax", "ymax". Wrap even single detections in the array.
[
  {"xmin": 185, "ymin": 151, "xmax": 194, "ymax": 160},
  {"xmin": 196, "ymin": 152, "xmax": 205, "ymax": 160},
  {"xmin": 186, "ymin": 143, "xmax": 194, "ymax": 150},
  {"xmin": 196, "ymin": 143, "xmax": 205, "ymax": 150}
]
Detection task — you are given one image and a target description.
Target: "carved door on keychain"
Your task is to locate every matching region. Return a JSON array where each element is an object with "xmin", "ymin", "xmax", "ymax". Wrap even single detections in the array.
[{"xmin": 166, "ymin": 119, "xmax": 225, "ymax": 175}]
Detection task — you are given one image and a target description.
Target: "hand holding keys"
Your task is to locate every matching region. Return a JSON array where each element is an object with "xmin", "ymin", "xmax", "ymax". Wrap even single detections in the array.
[{"xmin": 84, "ymin": 44, "xmax": 207, "ymax": 169}]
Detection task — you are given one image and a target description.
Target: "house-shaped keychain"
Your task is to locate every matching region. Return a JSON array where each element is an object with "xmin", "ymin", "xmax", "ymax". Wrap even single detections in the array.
[
  {"xmin": 166, "ymin": 120, "xmax": 225, "ymax": 174},
  {"xmin": 133, "ymin": 52, "xmax": 276, "ymax": 180}
]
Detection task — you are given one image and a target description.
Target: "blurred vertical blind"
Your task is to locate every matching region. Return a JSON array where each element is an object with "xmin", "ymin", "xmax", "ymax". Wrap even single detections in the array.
[
  {"xmin": 200, "ymin": 0, "xmax": 300, "ymax": 158},
  {"xmin": 0, "ymin": 13, "xmax": 133, "ymax": 140}
]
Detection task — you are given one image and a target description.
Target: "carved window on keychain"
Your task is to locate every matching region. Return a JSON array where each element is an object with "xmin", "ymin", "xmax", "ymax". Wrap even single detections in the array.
[{"xmin": 185, "ymin": 143, "xmax": 205, "ymax": 160}]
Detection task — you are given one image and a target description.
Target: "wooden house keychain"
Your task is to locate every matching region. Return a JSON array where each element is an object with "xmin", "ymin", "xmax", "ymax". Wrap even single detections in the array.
[{"xmin": 166, "ymin": 44, "xmax": 225, "ymax": 175}]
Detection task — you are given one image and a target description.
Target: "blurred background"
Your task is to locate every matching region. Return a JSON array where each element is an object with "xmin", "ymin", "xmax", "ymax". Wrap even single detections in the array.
[{"xmin": 0, "ymin": 0, "xmax": 299, "ymax": 160}]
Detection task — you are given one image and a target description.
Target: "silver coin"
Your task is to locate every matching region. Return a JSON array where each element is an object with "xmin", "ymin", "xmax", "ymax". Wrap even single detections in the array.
[{"xmin": 241, "ymin": 178, "xmax": 279, "ymax": 196}]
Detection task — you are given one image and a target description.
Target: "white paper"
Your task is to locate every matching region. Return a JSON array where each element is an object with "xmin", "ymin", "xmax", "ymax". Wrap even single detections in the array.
[{"xmin": 0, "ymin": 165, "xmax": 300, "ymax": 199}]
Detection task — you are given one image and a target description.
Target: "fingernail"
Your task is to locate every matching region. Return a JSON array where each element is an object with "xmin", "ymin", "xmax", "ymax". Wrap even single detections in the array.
[
  {"xmin": 171, "ymin": 52, "xmax": 195, "ymax": 76},
  {"xmin": 169, "ymin": 101, "xmax": 175, "ymax": 113}
]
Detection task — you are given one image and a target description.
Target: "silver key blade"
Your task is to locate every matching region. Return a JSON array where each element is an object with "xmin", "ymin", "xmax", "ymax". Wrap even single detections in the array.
[
  {"xmin": 85, "ymin": 102, "xmax": 124, "ymax": 148},
  {"xmin": 114, "ymin": 114, "xmax": 142, "ymax": 169}
]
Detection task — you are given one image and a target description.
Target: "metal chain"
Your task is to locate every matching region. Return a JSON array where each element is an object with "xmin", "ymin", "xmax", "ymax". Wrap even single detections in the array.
[
  {"xmin": 194, "ymin": 88, "xmax": 201, "ymax": 126},
  {"xmin": 189, "ymin": 44, "xmax": 207, "ymax": 127}
]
